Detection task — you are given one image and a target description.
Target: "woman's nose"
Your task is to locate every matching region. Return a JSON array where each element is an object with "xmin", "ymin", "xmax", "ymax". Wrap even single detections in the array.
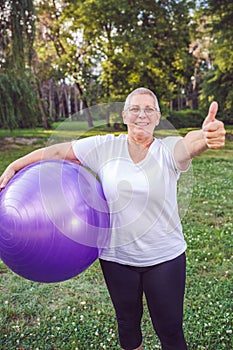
[{"xmin": 138, "ymin": 109, "xmax": 146, "ymax": 118}]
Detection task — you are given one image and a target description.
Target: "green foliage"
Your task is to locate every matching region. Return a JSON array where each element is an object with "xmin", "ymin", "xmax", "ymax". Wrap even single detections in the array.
[
  {"xmin": 200, "ymin": 69, "xmax": 233, "ymax": 125},
  {"xmin": 0, "ymin": 73, "xmax": 40, "ymax": 129},
  {"xmin": 0, "ymin": 1, "xmax": 39, "ymax": 130},
  {"xmin": 167, "ymin": 109, "xmax": 205, "ymax": 129},
  {"xmin": 34, "ymin": 0, "xmax": 194, "ymax": 107},
  {"xmin": 1, "ymin": 0, "xmax": 232, "ymax": 129},
  {"xmin": 198, "ymin": 0, "xmax": 233, "ymax": 120},
  {"xmin": 97, "ymin": 0, "xmax": 193, "ymax": 104},
  {"xmin": 0, "ymin": 0, "xmax": 35, "ymax": 71}
]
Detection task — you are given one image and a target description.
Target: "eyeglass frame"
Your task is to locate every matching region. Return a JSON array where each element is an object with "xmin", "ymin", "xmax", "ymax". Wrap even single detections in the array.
[{"xmin": 125, "ymin": 105, "xmax": 159, "ymax": 117}]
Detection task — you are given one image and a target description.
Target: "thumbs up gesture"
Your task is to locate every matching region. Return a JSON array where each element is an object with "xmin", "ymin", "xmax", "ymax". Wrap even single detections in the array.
[{"xmin": 202, "ymin": 101, "xmax": 226, "ymax": 149}]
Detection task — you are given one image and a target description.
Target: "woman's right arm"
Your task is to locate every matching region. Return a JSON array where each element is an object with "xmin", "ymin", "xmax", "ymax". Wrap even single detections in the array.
[{"xmin": 0, "ymin": 142, "xmax": 80, "ymax": 190}]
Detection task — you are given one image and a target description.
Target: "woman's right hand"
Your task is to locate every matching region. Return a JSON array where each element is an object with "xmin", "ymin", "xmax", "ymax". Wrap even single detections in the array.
[
  {"xmin": 0, "ymin": 142, "xmax": 79, "ymax": 191},
  {"xmin": 0, "ymin": 166, "xmax": 16, "ymax": 191}
]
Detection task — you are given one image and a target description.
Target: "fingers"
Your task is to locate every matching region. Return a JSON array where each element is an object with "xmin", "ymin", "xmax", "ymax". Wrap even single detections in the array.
[
  {"xmin": 201, "ymin": 101, "xmax": 226, "ymax": 149},
  {"xmin": 0, "ymin": 180, "xmax": 6, "ymax": 191},
  {"xmin": 0, "ymin": 179, "xmax": 7, "ymax": 190},
  {"xmin": 0, "ymin": 168, "xmax": 16, "ymax": 191},
  {"xmin": 203, "ymin": 101, "xmax": 218, "ymax": 126},
  {"xmin": 0, "ymin": 175, "xmax": 5, "ymax": 190},
  {"xmin": 203, "ymin": 120, "xmax": 226, "ymax": 149},
  {"xmin": 203, "ymin": 119, "xmax": 223, "ymax": 132}
]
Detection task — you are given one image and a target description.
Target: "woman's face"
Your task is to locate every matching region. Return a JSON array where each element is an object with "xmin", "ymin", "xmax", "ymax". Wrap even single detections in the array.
[{"xmin": 122, "ymin": 94, "xmax": 161, "ymax": 137}]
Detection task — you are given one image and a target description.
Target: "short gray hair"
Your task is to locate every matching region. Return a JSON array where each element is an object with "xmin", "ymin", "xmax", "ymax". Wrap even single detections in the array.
[{"xmin": 124, "ymin": 87, "xmax": 160, "ymax": 111}]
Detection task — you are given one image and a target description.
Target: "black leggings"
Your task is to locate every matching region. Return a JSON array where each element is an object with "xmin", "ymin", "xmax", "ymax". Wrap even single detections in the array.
[{"xmin": 100, "ymin": 253, "xmax": 187, "ymax": 350}]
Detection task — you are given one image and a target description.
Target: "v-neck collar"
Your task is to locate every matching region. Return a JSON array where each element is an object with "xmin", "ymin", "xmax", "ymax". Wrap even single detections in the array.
[{"xmin": 125, "ymin": 135, "xmax": 156, "ymax": 165}]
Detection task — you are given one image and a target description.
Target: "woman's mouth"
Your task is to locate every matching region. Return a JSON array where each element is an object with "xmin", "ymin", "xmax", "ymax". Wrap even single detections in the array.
[{"xmin": 135, "ymin": 122, "xmax": 149, "ymax": 127}]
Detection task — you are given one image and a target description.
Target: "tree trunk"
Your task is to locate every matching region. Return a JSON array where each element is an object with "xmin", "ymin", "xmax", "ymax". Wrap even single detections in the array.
[
  {"xmin": 37, "ymin": 83, "xmax": 50, "ymax": 129},
  {"xmin": 49, "ymin": 78, "xmax": 55, "ymax": 120},
  {"xmin": 57, "ymin": 84, "xmax": 64, "ymax": 118},
  {"xmin": 105, "ymin": 77, "xmax": 111, "ymax": 127},
  {"xmin": 170, "ymin": 100, "xmax": 173, "ymax": 111},
  {"xmin": 75, "ymin": 81, "xmax": 93, "ymax": 127},
  {"xmin": 73, "ymin": 85, "xmax": 79, "ymax": 114},
  {"xmin": 64, "ymin": 83, "xmax": 72, "ymax": 119}
]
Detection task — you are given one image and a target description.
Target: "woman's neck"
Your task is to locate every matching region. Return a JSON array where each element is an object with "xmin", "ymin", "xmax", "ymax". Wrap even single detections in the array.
[
  {"xmin": 127, "ymin": 133, "xmax": 154, "ymax": 149},
  {"xmin": 127, "ymin": 133, "xmax": 155, "ymax": 163}
]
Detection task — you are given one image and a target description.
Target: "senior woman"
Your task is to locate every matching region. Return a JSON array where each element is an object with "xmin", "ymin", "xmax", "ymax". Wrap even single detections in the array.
[{"xmin": 0, "ymin": 88, "xmax": 226, "ymax": 350}]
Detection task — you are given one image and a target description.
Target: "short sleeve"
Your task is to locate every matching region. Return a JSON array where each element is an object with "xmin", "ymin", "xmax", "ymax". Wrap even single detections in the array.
[
  {"xmin": 71, "ymin": 136, "xmax": 98, "ymax": 172},
  {"xmin": 160, "ymin": 136, "xmax": 183, "ymax": 174},
  {"xmin": 161, "ymin": 136, "xmax": 192, "ymax": 173},
  {"xmin": 71, "ymin": 134, "xmax": 116, "ymax": 174}
]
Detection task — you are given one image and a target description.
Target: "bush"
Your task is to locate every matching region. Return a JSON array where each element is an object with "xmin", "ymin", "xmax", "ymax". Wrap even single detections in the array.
[
  {"xmin": 167, "ymin": 109, "xmax": 204, "ymax": 129},
  {"xmin": 0, "ymin": 72, "xmax": 40, "ymax": 130}
]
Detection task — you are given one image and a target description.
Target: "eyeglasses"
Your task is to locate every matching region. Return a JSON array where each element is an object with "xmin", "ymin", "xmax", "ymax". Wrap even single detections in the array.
[{"xmin": 127, "ymin": 106, "xmax": 158, "ymax": 117}]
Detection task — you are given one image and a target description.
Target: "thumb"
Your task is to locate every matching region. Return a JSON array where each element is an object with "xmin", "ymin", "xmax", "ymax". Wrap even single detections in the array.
[{"xmin": 203, "ymin": 101, "xmax": 218, "ymax": 127}]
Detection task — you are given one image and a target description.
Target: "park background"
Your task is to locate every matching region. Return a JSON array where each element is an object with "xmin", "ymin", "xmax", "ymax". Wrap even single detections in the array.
[{"xmin": 0, "ymin": 0, "xmax": 232, "ymax": 349}]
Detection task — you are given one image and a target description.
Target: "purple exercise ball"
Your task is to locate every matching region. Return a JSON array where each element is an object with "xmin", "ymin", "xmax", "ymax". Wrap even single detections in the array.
[{"xmin": 0, "ymin": 160, "xmax": 110, "ymax": 283}]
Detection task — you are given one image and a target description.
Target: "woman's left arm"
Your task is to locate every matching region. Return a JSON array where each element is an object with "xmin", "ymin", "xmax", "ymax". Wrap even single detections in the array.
[{"xmin": 174, "ymin": 101, "xmax": 226, "ymax": 171}]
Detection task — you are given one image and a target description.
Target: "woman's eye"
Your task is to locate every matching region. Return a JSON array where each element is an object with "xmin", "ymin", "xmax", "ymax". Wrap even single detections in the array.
[
  {"xmin": 130, "ymin": 108, "xmax": 140, "ymax": 113},
  {"xmin": 145, "ymin": 108, "xmax": 155, "ymax": 114}
]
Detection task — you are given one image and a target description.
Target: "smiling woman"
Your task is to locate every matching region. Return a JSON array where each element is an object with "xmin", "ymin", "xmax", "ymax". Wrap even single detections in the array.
[
  {"xmin": 0, "ymin": 87, "xmax": 226, "ymax": 350},
  {"xmin": 122, "ymin": 90, "xmax": 161, "ymax": 163}
]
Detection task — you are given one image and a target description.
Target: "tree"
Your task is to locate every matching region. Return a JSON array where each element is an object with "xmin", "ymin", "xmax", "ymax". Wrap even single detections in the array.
[
  {"xmin": 193, "ymin": 0, "xmax": 233, "ymax": 122},
  {"xmin": 72, "ymin": 0, "xmax": 194, "ymax": 111},
  {"xmin": 0, "ymin": 0, "xmax": 40, "ymax": 129},
  {"xmin": 35, "ymin": 0, "xmax": 99, "ymax": 127},
  {"xmin": 0, "ymin": 0, "xmax": 35, "ymax": 71}
]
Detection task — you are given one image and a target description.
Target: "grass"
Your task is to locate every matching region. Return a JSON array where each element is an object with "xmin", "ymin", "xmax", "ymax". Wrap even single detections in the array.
[{"xmin": 0, "ymin": 124, "xmax": 232, "ymax": 349}]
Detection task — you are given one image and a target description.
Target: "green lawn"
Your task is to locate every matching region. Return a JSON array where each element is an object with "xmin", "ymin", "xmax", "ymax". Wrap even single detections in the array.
[{"xmin": 0, "ymin": 125, "xmax": 232, "ymax": 350}]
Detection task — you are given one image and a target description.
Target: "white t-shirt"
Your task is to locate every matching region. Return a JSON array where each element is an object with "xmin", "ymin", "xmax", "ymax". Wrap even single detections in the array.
[{"xmin": 72, "ymin": 134, "xmax": 187, "ymax": 266}]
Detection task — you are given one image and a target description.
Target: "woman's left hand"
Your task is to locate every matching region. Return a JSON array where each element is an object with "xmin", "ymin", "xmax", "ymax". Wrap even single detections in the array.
[{"xmin": 202, "ymin": 101, "xmax": 226, "ymax": 149}]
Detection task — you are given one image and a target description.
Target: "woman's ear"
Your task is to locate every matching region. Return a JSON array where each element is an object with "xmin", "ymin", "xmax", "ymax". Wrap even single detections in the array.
[
  {"xmin": 122, "ymin": 111, "xmax": 127, "ymax": 125},
  {"xmin": 155, "ymin": 111, "xmax": 161, "ymax": 126}
]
